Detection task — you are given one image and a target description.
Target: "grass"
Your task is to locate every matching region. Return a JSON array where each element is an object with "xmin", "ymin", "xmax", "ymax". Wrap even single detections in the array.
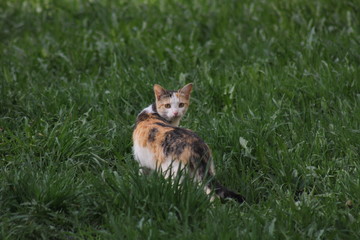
[{"xmin": 0, "ymin": 0, "xmax": 359, "ymax": 239}]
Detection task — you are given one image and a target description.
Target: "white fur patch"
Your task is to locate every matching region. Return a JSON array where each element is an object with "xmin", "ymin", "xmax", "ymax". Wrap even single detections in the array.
[
  {"xmin": 133, "ymin": 143, "xmax": 156, "ymax": 170},
  {"xmin": 141, "ymin": 104, "xmax": 155, "ymax": 114},
  {"xmin": 160, "ymin": 157, "xmax": 186, "ymax": 178},
  {"xmin": 169, "ymin": 94, "xmax": 182, "ymax": 117},
  {"xmin": 133, "ymin": 143, "xmax": 185, "ymax": 178}
]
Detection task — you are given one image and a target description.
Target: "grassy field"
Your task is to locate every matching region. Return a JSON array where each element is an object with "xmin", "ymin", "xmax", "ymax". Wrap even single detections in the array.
[{"xmin": 1, "ymin": 0, "xmax": 359, "ymax": 239}]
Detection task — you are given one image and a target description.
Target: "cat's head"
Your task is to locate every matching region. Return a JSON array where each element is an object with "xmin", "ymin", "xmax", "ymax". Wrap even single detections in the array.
[{"xmin": 153, "ymin": 83, "xmax": 193, "ymax": 126}]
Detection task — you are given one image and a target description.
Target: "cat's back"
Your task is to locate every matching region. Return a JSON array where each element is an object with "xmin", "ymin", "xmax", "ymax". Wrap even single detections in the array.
[
  {"xmin": 133, "ymin": 111, "xmax": 211, "ymax": 168},
  {"xmin": 133, "ymin": 111, "xmax": 173, "ymax": 147}
]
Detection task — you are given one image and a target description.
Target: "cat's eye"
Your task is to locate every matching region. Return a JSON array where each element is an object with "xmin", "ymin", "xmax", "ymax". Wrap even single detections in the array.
[
  {"xmin": 179, "ymin": 103, "xmax": 185, "ymax": 108},
  {"xmin": 165, "ymin": 104, "xmax": 171, "ymax": 108}
]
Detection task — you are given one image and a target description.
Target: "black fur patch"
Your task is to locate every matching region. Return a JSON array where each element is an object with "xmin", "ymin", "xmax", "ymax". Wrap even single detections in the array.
[
  {"xmin": 161, "ymin": 130, "xmax": 180, "ymax": 156},
  {"xmin": 171, "ymin": 127, "xmax": 199, "ymax": 139},
  {"xmin": 174, "ymin": 141, "xmax": 188, "ymax": 156},
  {"xmin": 135, "ymin": 112, "xmax": 150, "ymax": 128},
  {"xmin": 192, "ymin": 140, "xmax": 208, "ymax": 157},
  {"xmin": 151, "ymin": 103, "xmax": 157, "ymax": 113},
  {"xmin": 161, "ymin": 127, "xmax": 206, "ymax": 158},
  {"xmin": 136, "ymin": 112, "xmax": 149, "ymax": 122},
  {"xmin": 189, "ymin": 153, "xmax": 210, "ymax": 179},
  {"xmin": 155, "ymin": 122, "xmax": 169, "ymax": 127},
  {"xmin": 135, "ymin": 110, "xmax": 170, "ymax": 129},
  {"xmin": 211, "ymin": 180, "xmax": 246, "ymax": 203},
  {"xmin": 152, "ymin": 113, "xmax": 170, "ymax": 123},
  {"xmin": 148, "ymin": 128, "xmax": 158, "ymax": 142},
  {"xmin": 159, "ymin": 90, "xmax": 176, "ymax": 99}
]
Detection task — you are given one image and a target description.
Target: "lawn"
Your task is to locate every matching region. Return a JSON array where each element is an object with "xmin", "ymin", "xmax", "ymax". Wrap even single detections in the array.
[{"xmin": 1, "ymin": 0, "xmax": 359, "ymax": 239}]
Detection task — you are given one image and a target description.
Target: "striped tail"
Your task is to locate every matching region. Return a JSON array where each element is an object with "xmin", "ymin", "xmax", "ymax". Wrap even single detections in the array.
[{"xmin": 210, "ymin": 179, "xmax": 245, "ymax": 203}]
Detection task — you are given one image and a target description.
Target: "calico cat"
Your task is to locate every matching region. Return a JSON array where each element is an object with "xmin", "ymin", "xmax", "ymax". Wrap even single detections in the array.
[{"xmin": 132, "ymin": 83, "xmax": 245, "ymax": 203}]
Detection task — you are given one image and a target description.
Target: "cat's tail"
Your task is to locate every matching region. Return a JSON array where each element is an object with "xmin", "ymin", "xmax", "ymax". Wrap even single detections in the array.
[{"xmin": 209, "ymin": 179, "xmax": 245, "ymax": 203}]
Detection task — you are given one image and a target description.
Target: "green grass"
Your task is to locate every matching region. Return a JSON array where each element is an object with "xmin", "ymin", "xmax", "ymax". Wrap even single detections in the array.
[{"xmin": 1, "ymin": 0, "xmax": 359, "ymax": 239}]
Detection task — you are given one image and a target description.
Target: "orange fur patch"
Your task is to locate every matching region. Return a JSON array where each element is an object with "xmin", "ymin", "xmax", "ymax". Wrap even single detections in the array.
[{"xmin": 133, "ymin": 114, "xmax": 172, "ymax": 166}]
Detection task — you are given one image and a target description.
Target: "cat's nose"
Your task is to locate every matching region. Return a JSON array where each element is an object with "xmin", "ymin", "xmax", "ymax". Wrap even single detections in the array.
[{"xmin": 174, "ymin": 112, "xmax": 178, "ymax": 116}]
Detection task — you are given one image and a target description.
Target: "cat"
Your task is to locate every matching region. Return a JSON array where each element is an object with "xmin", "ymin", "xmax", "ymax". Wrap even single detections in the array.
[{"xmin": 132, "ymin": 83, "xmax": 245, "ymax": 203}]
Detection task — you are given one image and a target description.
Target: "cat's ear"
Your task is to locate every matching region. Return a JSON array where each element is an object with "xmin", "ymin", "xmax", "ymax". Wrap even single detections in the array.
[
  {"xmin": 154, "ymin": 84, "xmax": 167, "ymax": 100},
  {"xmin": 179, "ymin": 83, "xmax": 193, "ymax": 99}
]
